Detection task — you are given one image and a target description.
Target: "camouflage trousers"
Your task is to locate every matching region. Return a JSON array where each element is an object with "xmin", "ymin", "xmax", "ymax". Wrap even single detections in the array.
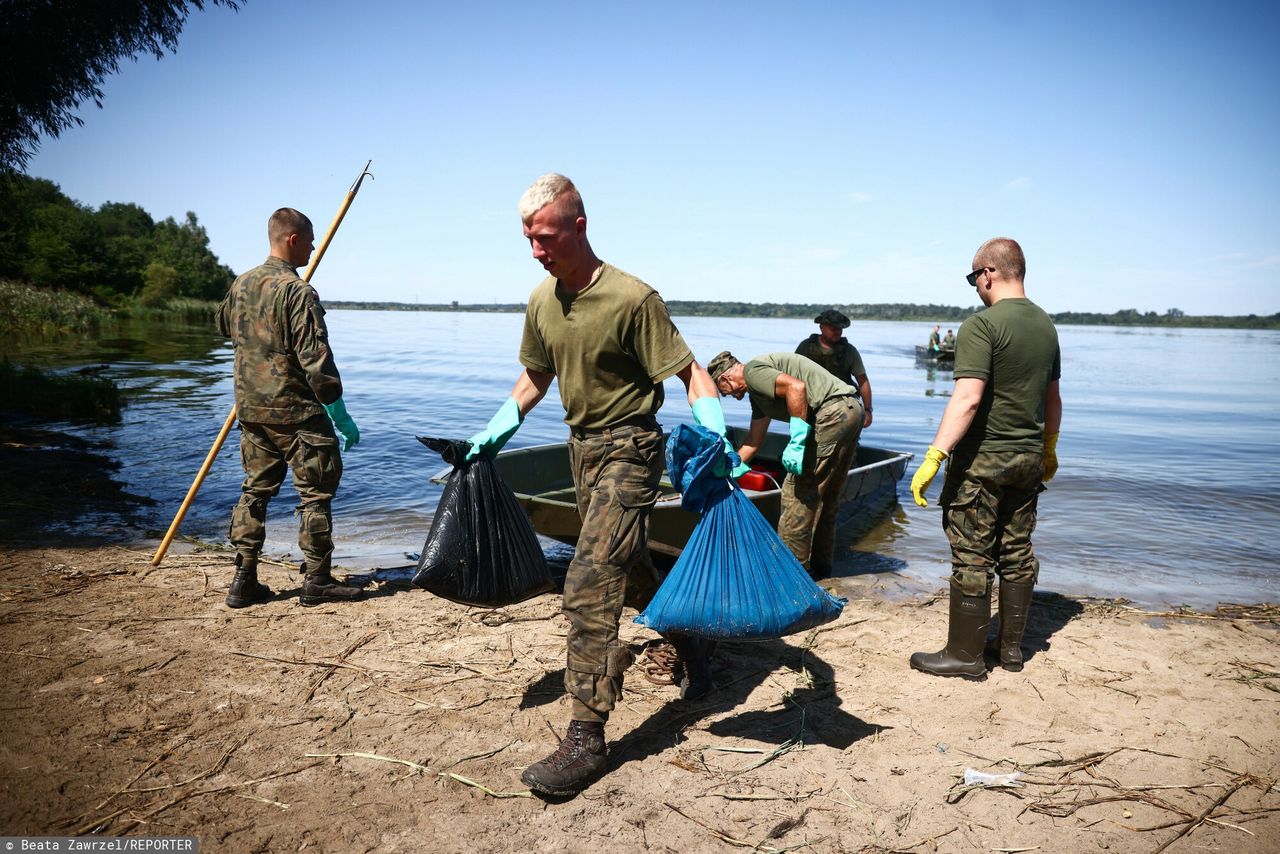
[
  {"xmin": 564, "ymin": 419, "xmax": 664, "ymax": 724},
  {"xmin": 779, "ymin": 396, "xmax": 864, "ymax": 573},
  {"xmin": 228, "ymin": 413, "xmax": 342, "ymax": 575},
  {"xmin": 939, "ymin": 449, "xmax": 1045, "ymax": 597}
]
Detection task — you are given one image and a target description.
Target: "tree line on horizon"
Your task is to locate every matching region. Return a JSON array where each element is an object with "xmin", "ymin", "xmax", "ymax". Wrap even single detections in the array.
[
  {"xmin": 2, "ymin": 171, "xmax": 1274, "ymax": 331},
  {"xmin": 324, "ymin": 299, "xmax": 1280, "ymax": 329},
  {"xmin": 0, "ymin": 172, "xmax": 233, "ymax": 306}
]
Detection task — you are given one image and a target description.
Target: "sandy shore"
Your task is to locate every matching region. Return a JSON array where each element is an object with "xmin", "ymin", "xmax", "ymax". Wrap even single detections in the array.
[{"xmin": 1, "ymin": 424, "xmax": 1278, "ymax": 852}]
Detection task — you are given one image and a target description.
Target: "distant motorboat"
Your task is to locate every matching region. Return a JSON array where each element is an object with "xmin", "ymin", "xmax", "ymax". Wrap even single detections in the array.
[{"xmin": 915, "ymin": 345, "xmax": 955, "ymax": 364}]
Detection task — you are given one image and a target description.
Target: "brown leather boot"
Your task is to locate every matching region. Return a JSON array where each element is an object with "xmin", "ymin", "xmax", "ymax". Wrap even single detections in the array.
[
  {"xmin": 300, "ymin": 571, "xmax": 363, "ymax": 606},
  {"xmin": 909, "ymin": 586, "xmax": 990, "ymax": 679},
  {"xmin": 990, "ymin": 580, "xmax": 1033, "ymax": 671},
  {"xmin": 225, "ymin": 555, "xmax": 272, "ymax": 609},
  {"xmin": 521, "ymin": 720, "xmax": 607, "ymax": 797}
]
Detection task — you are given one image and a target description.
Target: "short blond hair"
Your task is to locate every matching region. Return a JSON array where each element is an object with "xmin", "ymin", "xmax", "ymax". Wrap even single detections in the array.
[
  {"xmin": 268, "ymin": 208, "xmax": 312, "ymax": 245},
  {"xmin": 974, "ymin": 237, "xmax": 1026, "ymax": 282},
  {"xmin": 518, "ymin": 173, "xmax": 585, "ymax": 224}
]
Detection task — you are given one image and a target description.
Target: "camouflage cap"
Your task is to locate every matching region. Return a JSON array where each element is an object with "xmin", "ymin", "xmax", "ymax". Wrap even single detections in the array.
[
  {"xmin": 705, "ymin": 350, "xmax": 739, "ymax": 383},
  {"xmin": 813, "ymin": 309, "xmax": 850, "ymax": 328}
]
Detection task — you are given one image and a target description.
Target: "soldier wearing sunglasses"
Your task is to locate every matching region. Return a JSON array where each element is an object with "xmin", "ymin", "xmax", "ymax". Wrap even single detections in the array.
[{"xmin": 908, "ymin": 238, "xmax": 1062, "ymax": 678}]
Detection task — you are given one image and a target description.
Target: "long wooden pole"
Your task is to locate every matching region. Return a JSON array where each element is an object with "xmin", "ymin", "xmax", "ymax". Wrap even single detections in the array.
[{"xmin": 151, "ymin": 161, "xmax": 375, "ymax": 566}]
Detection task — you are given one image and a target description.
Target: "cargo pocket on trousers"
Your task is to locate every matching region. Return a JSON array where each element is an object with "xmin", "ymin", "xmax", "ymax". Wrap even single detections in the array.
[
  {"xmin": 294, "ymin": 431, "xmax": 342, "ymax": 493},
  {"xmin": 606, "ymin": 486, "xmax": 657, "ymax": 568},
  {"xmin": 941, "ymin": 476, "xmax": 982, "ymax": 515}
]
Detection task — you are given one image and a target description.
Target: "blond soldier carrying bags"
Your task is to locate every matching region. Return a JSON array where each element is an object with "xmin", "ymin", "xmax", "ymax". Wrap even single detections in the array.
[
  {"xmin": 708, "ymin": 351, "xmax": 864, "ymax": 579},
  {"xmin": 215, "ymin": 208, "xmax": 363, "ymax": 609},
  {"xmin": 909, "ymin": 237, "xmax": 1062, "ymax": 677},
  {"xmin": 465, "ymin": 174, "xmax": 731, "ymax": 798}
]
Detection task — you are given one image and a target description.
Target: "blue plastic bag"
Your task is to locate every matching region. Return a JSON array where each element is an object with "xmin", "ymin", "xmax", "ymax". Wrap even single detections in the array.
[
  {"xmin": 635, "ymin": 425, "xmax": 846, "ymax": 639},
  {"xmin": 664, "ymin": 422, "xmax": 737, "ymax": 512}
]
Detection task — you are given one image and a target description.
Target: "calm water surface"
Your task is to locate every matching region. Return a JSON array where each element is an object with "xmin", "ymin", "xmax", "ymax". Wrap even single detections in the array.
[{"xmin": 10, "ymin": 313, "xmax": 1280, "ymax": 609}]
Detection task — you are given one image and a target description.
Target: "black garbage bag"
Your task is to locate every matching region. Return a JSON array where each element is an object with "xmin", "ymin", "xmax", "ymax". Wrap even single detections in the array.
[{"xmin": 412, "ymin": 436, "xmax": 554, "ymax": 606}]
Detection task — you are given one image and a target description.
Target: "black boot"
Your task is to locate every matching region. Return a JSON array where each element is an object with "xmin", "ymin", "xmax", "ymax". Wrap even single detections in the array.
[
  {"xmin": 225, "ymin": 555, "xmax": 272, "ymax": 609},
  {"xmin": 520, "ymin": 720, "xmax": 607, "ymax": 797},
  {"xmin": 676, "ymin": 637, "xmax": 715, "ymax": 701},
  {"xmin": 300, "ymin": 571, "xmax": 363, "ymax": 606},
  {"xmin": 991, "ymin": 580, "xmax": 1033, "ymax": 671},
  {"xmin": 910, "ymin": 586, "xmax": 990, "ymax": 679}
]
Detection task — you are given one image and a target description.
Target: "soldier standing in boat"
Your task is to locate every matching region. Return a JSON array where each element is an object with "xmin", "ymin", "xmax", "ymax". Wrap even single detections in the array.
[
  {"xmin": 465, "ymin": 173, "xmax": 731, "ymax": 798},
  {"xmin": 707, "ymin": 350, "xmax": 864, "ymax": 579},
  {"xmin": 942, "ymin": 328, "xmax": 956, "ymax": 350},
  {"xmin": 795, "ymin": 308, "xmax": 874, "ymax": 430},
  {"xmin": 908, "ymin": 237, "xmax": 1061, "ymax": 678},
  {"xmin": 215, "ymin": 208, "xmax": 363, "ymax": 609},
  {"xmin": 928, "ymin": 324, "xmax": 942, "ymax": 352}
]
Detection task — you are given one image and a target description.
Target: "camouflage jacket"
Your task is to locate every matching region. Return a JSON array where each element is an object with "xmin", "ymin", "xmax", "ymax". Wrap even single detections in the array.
[
  {"xmin": 215, "ymin": 256, "xmax": 342, "ymax": 423},
  {"xmin": 795, "ymin": 334, "xmax": 864, "ymax": 388}
]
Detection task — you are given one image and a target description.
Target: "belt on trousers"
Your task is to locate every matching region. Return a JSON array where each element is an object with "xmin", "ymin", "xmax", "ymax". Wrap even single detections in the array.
[
  {"xmin": 568, "ymin": 415, "xmax": 660, "ymax": 441},
  {"xmin": 819, "ymin": 394, "xmax": 861, "ymax": 412}
]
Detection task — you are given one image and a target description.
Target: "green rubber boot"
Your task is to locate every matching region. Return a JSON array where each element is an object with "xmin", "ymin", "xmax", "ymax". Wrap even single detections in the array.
[
  {"xmin": 990, "ymin": 580, "xmax": 1034, "ymax": 672},
  {"xmin": 910, "ymin": 586, "xmax": 990, "ymax": 679}
]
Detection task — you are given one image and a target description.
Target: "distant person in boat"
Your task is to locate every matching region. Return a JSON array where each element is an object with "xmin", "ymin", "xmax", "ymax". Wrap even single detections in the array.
[
  {"xmin": 465, "ymin": 173, "xmax": 730, "ymax": 798},
  {"xmin": 215, "ymin": 207, "xmax": 363, "ymax": 610},
  {"xmin": 928, "ymin": 324, "xmax": 942, "ymax": 352},
  {"xmin": 795, "ymin": 309, "xmax": 874, "ymax": 430},
  {"xmin": 908, "ymin": 237, "xmax": 1062, "ymax": 679},
  {"xmin": 942, "ymin": 329, "xmax": 956, "ymax": 350},
  {"xmin": 707, "ymin": 350, "xmax": 864, "ymax": 580}
]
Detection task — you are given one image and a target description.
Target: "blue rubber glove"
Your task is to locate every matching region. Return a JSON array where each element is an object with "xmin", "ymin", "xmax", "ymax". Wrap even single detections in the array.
[
  {"xmin": 692, "ymin": 396, "xmax": 736, "ymax": 477},
  {"xmin": 730, "ymin": 461, "xmax": 752, "ymax": 479},
  {"xmin": 465, "ymin": 397, "xmax": 523, "ymax": 462},
  {"xmin": 782, "ymin": 417, "xmax": 810, "ymax": 475},
  {"xmin": 323, "ymin": 397, "xmax": 359, "ymax": 451}
]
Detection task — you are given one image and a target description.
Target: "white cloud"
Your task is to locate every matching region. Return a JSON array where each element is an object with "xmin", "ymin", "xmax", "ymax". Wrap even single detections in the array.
[
  {"xmin": 848, "ymin": 191, "xmax": 875, "ymax": 204},
  {"xmin": 1003, "ymin": 176, "xmax": 1031, "ymax": 192}
]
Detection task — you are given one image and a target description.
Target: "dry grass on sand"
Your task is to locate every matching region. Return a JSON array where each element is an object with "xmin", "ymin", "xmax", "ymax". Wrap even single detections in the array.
[{"xmin": 1, "ymin": 537, "xmax": 1277, "ymax": 853}]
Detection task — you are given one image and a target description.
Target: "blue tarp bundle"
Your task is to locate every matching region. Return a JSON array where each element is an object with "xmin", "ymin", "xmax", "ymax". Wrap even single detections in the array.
[{"xmin": 635, "ymin": 424, "xmax": 846, "ymax": 639}]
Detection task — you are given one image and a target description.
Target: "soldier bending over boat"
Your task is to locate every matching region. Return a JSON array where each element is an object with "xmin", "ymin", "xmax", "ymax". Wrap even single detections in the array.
[{"xmin": 707, "ymin": 350, "xmax": 864, "ymax": 579}]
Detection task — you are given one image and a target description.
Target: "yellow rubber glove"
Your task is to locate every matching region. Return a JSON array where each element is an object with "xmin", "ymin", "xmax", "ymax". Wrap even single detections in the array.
[
  {"xmin": 910, "ymin": 446, "xmax": 948, "ymax": 507},
  {"xmin": 1042, "ymin": 432, "xmax": 1059, "ymax": 482}
]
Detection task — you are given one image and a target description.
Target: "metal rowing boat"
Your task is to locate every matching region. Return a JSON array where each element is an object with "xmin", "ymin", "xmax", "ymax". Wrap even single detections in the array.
[{"xmin": 433, "ymin": 427, "xmax": 913, "ymax": 558}]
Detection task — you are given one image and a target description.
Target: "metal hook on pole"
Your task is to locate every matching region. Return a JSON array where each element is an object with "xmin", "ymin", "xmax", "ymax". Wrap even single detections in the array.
[
  {"xmin": 151, "ymin": 159, "xmax": 376, "ymax": 567},
  {"xmin": 349, "ymin": 160, "xmax": 375, "ymax": 194}
]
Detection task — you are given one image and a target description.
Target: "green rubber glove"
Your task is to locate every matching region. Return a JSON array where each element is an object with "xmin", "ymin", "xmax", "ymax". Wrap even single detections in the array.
[
  {"xmin": 730, "ymin": 461, "xmax": 752, "ymax": 479},
  {"xmin": 910, "ymin": 445, "xmax": 948, "ymax": 507},
  {"xmin": 323, "ymin": 397, "xmax": 359, "ymax": 452},
  {"xmin": 692, "ymin": 395, "xmax": 736, "ymax": 478},
  {"xmin": 1043, "ymin": 432, "xmax": 1060, "ymax": 482},
  {"xmin": 781, "ymin": 417, "xmax": 810, "ymax": 476},
  {"xmin": 465, "ymin": 397, "xmax": 523, "ymax": 462}
]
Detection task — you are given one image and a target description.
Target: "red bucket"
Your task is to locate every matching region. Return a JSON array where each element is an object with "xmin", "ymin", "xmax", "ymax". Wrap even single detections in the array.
[{"xmin": 738, "ymin": 465, "xmax": 783, "ymax": 491}]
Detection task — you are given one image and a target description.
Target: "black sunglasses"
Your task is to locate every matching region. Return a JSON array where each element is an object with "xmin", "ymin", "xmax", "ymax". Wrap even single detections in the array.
[{"xmin": 966, "ymin": 266, "xmax": 993, "ymax": 287}]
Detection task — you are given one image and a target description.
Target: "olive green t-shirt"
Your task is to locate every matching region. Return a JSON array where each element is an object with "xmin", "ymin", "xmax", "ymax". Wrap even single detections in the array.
[
  {"xmin": 519, "ymin": 263, "xmax": 693, "ymax": 429},
  {"xmin": 743, "ymin": 352, "xmax": 857, "ymax": 423},
  {"xmin": 794, "ymin": 334, "xmax": 866, "ymax": 387},
  {"xmin": 952, "ymin": 297, "xmax": 1061, "ymax": 455}
]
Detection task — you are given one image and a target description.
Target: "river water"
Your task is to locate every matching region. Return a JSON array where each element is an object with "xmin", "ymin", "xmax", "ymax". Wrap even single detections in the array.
[{"xmin": 9, "ymin": 312, "xmax": 1279, "ymax": 609}]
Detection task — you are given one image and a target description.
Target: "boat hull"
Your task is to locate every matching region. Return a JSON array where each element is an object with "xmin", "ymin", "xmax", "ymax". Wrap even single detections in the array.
[
  {"xmin": 915, "ymin": 344, "xmax": 955, "ymax": 364},
  {"xmin": 435, "ymin": 429, "xmax": 913, "ymax": 558}
]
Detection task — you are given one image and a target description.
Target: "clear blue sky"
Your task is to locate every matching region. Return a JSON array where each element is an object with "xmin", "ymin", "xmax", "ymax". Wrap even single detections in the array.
[{"xmin": 25, "ymin": 0, "xmax": 1280, "ymax": 315}]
